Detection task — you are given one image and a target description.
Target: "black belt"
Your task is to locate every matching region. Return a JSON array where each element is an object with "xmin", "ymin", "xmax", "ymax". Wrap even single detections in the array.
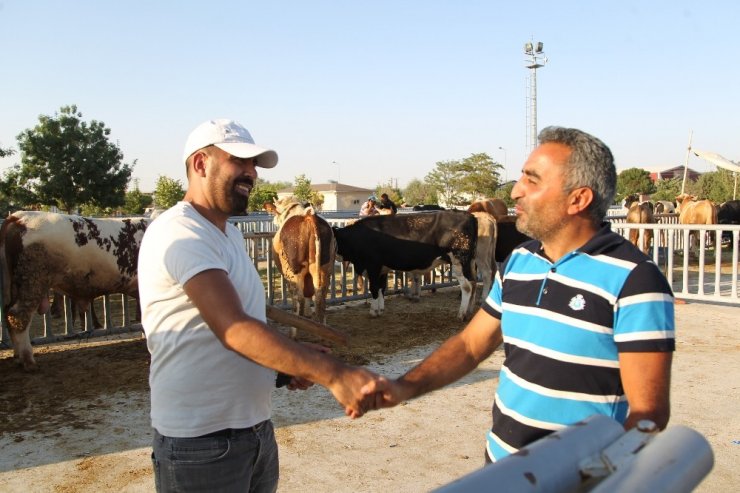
[{"xmin": 199, "ymin": 420, "xmax": 269, "ymax": 439}]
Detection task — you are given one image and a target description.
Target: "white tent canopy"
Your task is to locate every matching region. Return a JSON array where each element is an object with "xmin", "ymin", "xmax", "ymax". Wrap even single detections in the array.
[
  {"xmin": 692, "ymin": 149, "xmax": 740, "ymax": 173},
  {"xmin": 692, "ymin": 148, "xmax": 739, "ymax": 199}
]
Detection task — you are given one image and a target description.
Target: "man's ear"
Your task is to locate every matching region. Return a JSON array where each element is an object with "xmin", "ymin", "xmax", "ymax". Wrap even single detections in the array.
[
  {"xmin": 567, "ymin": 187, "xmax": 594, "ymax": 215},
  {"xmin": 190, "ymin": 151, "xmax": 208, "ymax": 177}
]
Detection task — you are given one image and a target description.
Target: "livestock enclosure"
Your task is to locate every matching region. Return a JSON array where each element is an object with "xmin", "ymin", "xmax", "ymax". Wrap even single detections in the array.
[{"xmin": 1, "ymin": 212, "xmax": 739, "ymax": 350}]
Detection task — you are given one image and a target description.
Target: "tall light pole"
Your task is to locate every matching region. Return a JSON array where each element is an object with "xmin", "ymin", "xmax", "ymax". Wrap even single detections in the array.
[
  {"xmin": 498, "ymin": 146, "xmax": 508, "ymax": 182},
  {"xmin": 332, "ymin": 160, "xmax": 340, "ymax": 184},
  {"xmin": 524, "ymin": 40, "xmax": 547, "ymax": 154}
]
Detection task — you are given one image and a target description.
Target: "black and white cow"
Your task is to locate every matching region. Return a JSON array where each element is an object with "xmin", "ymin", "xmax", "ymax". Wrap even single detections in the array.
[
  {"xmin": 494, "ymin": 218, "xmax": 533, "ymax": 263},
  {"xmin": 333, "ymin": 211, "xmax": 478, "ymax": 320},
  {"xmin": 718, "ymin": 200, "xmax": 740, "ymax": 242}
]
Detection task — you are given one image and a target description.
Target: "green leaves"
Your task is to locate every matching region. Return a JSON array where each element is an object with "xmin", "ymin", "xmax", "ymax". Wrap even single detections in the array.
[
  {"xmin": 153, "ymin": 175, "xmax": 185, "ymax": 209},
  {"xmin": 424, "ymin": 152, "xmax": 503, "ymax": 206},
  {"xmin": 11, "ymin": 105, "xmax": 133, "ymax": 213}
]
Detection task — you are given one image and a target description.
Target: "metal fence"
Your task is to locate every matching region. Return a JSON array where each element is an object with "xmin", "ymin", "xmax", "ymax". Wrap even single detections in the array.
[{"xmin": 2, "ymin": 214, "xmax": 739, "ymax": 349}]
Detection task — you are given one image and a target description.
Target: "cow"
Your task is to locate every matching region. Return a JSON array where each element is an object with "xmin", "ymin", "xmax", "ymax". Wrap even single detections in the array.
[
  {"xmin": 49, "ymin": 290, "xmax": 103, "ymax": 329},
  {"xmin": 624, "ymin": 194, "xmax": 655, "ymax": 255},
  {"xmin": 412, "ymin": 204, "xmax": 445, "ymax": 211},
  {"xmin": 467, "ymin": 198, "xmax": 508, "ymax": 220},
  {"xmin": 264, "ymin": 197, "xmax": 336, "ymax": 334},
  {"xmin": 407, "ymin": 207, "xmax": 499, "ymax": 303},
  {"xmin": 654, "ymin": 201, "xmax": 676, "ymax": 214},
  {"xmin": 493, "ymin": 216, "xmax": 533, "ymax": 263},
  {"xmin": 718, "ymin": 200, "xmax": 740, "ymax": 226},
  {"xmin": 675, "ymin": 193, "xmax": 719, "ymax": 254},
  {"xmin": 0, "ymin": 211, "xmax": 148, "ymax": 371},
  {"xmin": 333, "ymin": 211, "xmax": 478, "ymax": 320},
  {"xmin": 718, "ymin": 200, "xmax": 740, "ymax": 243}
]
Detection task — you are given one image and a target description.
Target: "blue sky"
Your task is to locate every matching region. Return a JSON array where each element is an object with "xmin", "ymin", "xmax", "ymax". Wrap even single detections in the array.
[{"xmin": 1, "ymin": 1, "xmax": 737, "ymax": 193}]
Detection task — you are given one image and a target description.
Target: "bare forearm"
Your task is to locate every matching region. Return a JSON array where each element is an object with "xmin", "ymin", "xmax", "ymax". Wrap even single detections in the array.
[
  {"xmin": 398, "ymin": 335, "xmax": 478, "ymax": 399},
  {"xmin": 220, "ymin": 318, "xmax": 345, "ymax": 387},
  {"xmin": 399, "ymin": 312, "xmax": 502, "ymax": 400}
]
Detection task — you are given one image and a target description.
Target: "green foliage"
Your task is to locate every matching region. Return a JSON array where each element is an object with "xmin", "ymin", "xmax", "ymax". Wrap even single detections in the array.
[
  {"xmin": 292, "ymin": 174, "xmax": 313, "ymax": 202},
  {"xmin": 375, "ymin": 180, "xmax": 403, "ymax": 205},
  {"xmin": 424, "ymin": 153, "xmax": 502, "ymax": 206},
  {"xmin": 0, "ymin": 146, "xmax": 14, "ymax": 158},
  {"xmin": 248, "ymin": 181, "xmax": 280, "ymax": 211},
  {"xmin": 0, "ymin": 167, "xmax": 39, "ymax": 213},
  {"xmin": 425, "ymin": 160, "xmax": 465, "ymax": 206},
  {"xmin": 292, "ymin": 174, "xmax": 324, "ymax": 208},
  {"xmin": 13, "ymin": 105, "xmax": 133, "ymax": 213},
  {"xmin": 491, "ymin": 182, "xmax": 516, "ymax": 207},
  {"xmin": 153, "ymin": 175, "xmax": 185, "ymax": 209},
  {"xmin": 457, "ymin": 153, "xmax": 502, "ymax": 199},
  {"xmin": 616, "ymin": 168, "xmax": 656, "ymax": 204},
  {"xmin": 402, "ymin": 179, "xmax": 438, "ymax": 206},
  {"xmin": 651, "ymin": 177, "xmax": 682, "ymax": 202},
  {"xmin": 123, "ymin": 180, "xmax": 153, "ymax": 215},
  {"xmin": 695, "ymin": 169, "xmax": 737, "ymax": 202}
]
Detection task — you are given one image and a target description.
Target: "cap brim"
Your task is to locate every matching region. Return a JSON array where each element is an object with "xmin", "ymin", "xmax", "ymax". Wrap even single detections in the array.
[{"xmin": 215, "ymin": 143, "xmax": 278, "ymax": 168}]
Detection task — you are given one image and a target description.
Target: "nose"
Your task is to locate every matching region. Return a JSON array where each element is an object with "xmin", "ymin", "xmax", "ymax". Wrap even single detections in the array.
[
  {"xmin": 242, "ymin": 159, "xmax": 258, "ymax": 178},
  {"xmin": 510, "ymin": 176, "xmax": 523, "ymax": 201}
]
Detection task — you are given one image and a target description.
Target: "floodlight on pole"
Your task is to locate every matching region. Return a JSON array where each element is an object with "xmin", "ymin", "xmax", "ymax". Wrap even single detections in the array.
[
  {"xmin": 498, "ymin": 146, "xmax": 508, "ymax": 181},
  {"xmin": 524, "ymin": 40, "xmax": 548, "ymax": 154},
  {"xmin": 332, "ymin": 160, "xmax": 340, "ymax": 184}
]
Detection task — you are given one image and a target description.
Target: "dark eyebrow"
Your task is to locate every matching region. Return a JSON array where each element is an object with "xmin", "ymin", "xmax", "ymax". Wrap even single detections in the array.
[{"xmin": 523, "ymin": 168, "xmax": 541, "ymax": 180}]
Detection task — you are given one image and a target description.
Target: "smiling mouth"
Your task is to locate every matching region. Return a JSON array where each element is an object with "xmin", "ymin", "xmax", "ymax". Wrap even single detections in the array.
[{"xmin": 234, "ymin": 182, "xmax": 252, "ymax": 196}]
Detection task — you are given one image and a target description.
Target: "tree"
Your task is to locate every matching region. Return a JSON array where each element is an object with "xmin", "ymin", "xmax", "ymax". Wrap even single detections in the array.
[
  {"xmin": 292, "ymin": 174, "xmax": 313, "ymax": 202},
  {"xmin": 695, "ymin": 168, "xmax": 736, "ymax": 203},
  {"xmin": 292, "ymin": 174, "xmax": 324, "ymax": 208},
  {"xmin": 491, "ymin": 182, "xmax": 516, "ymax": 207},
  {"xmin": 616, "ymin": 168, "xmax": 656, "ymax": 204},
  {"xmin": 651, "ymin": 177, "xmax": 682, "ymax": 202},
  {"xmin": 425, "ymin": 160, "xmax": 465, "ymax": 206},
  {"xmin": 0, "ymin": 166, "xmax": 39, "ymax": 213},
  {"xmin": 13, "ymin": 105, "xmax": 133, "ymax": 213},
  {"xmin": 123, "ymin": 179, "xmax": 153, "ymax": 215},
  {"xmin": 457, "ymin": 153, "xmax": 502, "ymax": 199},
  {"xmin": 0, "ymin": 145, "xmax": 14, "ymax": 158},
  {"xmin": 402, "ymin": 179, "xmax": 438, "ymax": 206},
  {"xmin": 248, "ymin": 181, "xmax": 280, "ymax": 212},
  {"xmin": 424, "ymin": 153, "xmax": 503, "ymax": 207},
  {"xmin": 153, "ymin": 175, "xmax": 185, "ymax": 209},
  {"xmin": 375, "ymin": 180, "xmax": 403, "ymax": 205}
]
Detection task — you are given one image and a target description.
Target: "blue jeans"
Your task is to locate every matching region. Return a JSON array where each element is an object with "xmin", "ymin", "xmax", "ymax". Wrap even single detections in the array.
[{"xmin": 151, "ymin": 420, "xmax": 279, "ymax": 493}]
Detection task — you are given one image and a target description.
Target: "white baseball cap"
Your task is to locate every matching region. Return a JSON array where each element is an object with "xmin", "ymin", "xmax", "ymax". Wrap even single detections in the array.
[{"xmin": 182, "ymin": 119, "xmax": 278, "ymax": 168}]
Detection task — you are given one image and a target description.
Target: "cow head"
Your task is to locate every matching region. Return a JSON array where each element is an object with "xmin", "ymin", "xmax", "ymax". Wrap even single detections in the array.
[{"xmin": 266, "ymin": 196, "xmax": 315, "ymax": 227}]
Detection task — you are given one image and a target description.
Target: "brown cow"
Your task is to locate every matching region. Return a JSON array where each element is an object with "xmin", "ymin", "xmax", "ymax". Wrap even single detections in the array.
[
  {"xmin": 0, "ymin": 211, "xmax": 148, "ymax": 371},
  {"xmin": 467, "ymin": 198, "xmax": 508, "ymax": 220},
  {"xmin": 264, "ymin": 197, "xmax": 336, "ymax": 334},
  {"xmin": 624, "ymin": 194, "xmax": 655, "ymax": 255},
  {"xmin": 675, "ymin": 193, "xmax": 718, "ymax": 253}
]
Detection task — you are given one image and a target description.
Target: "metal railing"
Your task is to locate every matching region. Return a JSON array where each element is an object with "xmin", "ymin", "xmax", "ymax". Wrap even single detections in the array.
[{"xmin": 2, "ymin": 215, "xmax": 739, "ymax": 349}]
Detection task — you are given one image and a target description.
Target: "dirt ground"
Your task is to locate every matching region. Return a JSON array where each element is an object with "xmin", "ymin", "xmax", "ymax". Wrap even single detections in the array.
[{"xmin": 0, "ymin": 288, "xmax": 738, "ymax": 492}]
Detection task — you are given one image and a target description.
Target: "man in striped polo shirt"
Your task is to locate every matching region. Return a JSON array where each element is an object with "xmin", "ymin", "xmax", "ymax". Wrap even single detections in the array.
[{"xmin": 362, "ymin": 126, "xmax": 674, "ymax": 463}]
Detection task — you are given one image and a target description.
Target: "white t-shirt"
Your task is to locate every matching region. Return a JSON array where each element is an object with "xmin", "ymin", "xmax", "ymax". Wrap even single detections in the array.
[{"xmin": 138, "ymin": 201, "xmax": 274, "ymax": 437}]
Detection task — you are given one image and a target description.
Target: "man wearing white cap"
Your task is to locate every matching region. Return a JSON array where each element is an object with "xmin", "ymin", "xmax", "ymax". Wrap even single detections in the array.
[{"xmin": 138, "ymin": 119, "xmax": 380, "ymax": 492}]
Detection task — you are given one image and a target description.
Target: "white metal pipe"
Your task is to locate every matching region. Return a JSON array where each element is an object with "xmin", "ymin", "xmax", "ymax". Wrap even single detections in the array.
[
  {"xmin": 433, "ymin": 415, "xmax": 625, "ymax": 493},
  {"xmin": 589, "ymin": 425, "xmax": 714, "ymax": 493}
]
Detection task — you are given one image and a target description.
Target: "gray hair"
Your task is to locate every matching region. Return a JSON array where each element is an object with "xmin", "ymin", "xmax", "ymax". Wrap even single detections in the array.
[{"xmin": 538, "ymin": 126, "xmax": 616, "ymax": 223}]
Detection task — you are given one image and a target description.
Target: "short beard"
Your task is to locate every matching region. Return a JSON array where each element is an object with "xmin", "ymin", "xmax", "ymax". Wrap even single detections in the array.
[{"xmin": 228, "ymin": 193, "xmax": 249, "ymax": 216}]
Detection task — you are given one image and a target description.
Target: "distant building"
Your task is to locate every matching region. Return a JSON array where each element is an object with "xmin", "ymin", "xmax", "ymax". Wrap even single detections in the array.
[
  {"xmin": 277, "ymin": 182, "xmax": 374, "ymax": 212},
  {"xmin": 648, "ymin": 166, "xmax": 702, "ymax": 182}
]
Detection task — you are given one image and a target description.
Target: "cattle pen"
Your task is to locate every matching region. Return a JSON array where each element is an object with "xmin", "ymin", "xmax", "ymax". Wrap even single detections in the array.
[{"xmin": 1, "ymin": 212, "xmax": 739, "ymax": 350}]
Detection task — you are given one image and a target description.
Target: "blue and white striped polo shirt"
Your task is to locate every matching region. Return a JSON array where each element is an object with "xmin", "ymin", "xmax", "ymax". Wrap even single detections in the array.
[{"xmin": 482, "ymin": 223, "xmax": 675, "ymax": 461}]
